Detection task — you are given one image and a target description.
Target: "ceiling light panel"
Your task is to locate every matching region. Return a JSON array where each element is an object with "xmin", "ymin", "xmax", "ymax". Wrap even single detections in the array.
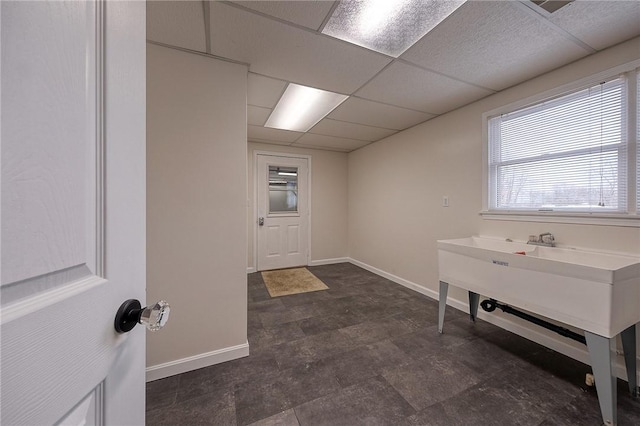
[
  {"xmin": 322, "ymin": 0, "xmax": 466, "ymax": 57},
  {"xmin": 265, "ymin": 84, "xmax": 348, "ymax": 133}
]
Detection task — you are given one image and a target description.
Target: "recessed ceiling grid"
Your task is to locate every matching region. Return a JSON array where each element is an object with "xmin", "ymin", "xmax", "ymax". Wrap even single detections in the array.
[{"xmin": 146, "ymin": 0, "xmax": 640, "ymax": 152}]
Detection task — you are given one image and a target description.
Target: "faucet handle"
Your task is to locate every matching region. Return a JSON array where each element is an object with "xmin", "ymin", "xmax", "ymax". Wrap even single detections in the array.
[{"xmin": 540, "ymin": 233, "xmax": 555, "ymax": 245}]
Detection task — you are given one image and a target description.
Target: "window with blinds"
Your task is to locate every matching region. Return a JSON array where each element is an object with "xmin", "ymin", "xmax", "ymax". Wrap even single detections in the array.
[{"xmin": 488, "ymin": 78, "xmax": 627, "ymax": 213}]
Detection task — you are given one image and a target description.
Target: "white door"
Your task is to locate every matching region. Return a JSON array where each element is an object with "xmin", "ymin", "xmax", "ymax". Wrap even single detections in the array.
[
  {"xmin": 1, "ymin": 1, "xmax": 147, "ymax": 424},
  {"xmin": 256, "ymin": 154, "xmax": 310, "ymax": 271}
]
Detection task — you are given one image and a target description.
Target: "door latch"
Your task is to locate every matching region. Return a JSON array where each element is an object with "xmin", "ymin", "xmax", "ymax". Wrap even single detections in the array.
[{"xmin": 258, "ymin": 217, "xmax": 264, "ymax": 226}]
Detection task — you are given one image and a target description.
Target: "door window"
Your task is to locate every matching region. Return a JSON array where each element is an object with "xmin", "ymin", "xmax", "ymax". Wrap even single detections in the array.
[{"xmin": 269, "ymin": 166, "xmax": 298, "ymax": 213}]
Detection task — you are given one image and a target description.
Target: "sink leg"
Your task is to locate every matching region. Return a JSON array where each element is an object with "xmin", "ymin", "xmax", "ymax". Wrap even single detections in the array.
[
  {"xmin": 468, "ymin": 291, "xmax": 479, "ymax": 323},
  {"xmin": 621, "ymin": 325, "xmax": 638, "ymax": 397},
  {"xmin": 438, "ymin": 281, "xmax": 448, "ymax": 334},
  {"xmin": 585, "ymin": 331, "xmax": 617, "ymax": 426}
]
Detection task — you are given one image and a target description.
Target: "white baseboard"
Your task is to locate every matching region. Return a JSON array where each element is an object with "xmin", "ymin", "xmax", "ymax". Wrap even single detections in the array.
[
  {"xmin": 348, "ymin": 258, "xmax": 439, "ymax": 300},
  {"xmin": 347, "ymin": 257, "xmax": 639, "ymax": 383},
  {"xmin": 308, "ymin": 257, "xmax": 350, "ymax": 267},
  {"xmin": 248, "ymin": 258, "xmax": 348, "ymax": 273},
  {"xmin": 146, "ymin": 342, "xmax": 250, "ymax": 382}
]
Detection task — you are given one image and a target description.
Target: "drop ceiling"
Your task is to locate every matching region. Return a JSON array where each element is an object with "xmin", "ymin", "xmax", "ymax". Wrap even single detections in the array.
[{"xmin": 147, "ymin": 0, "xmax": 640, "ymax": 152}]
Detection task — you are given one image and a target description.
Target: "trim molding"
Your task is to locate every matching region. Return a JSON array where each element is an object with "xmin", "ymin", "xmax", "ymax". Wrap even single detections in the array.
[
  {"xmin": 347, "ymin": 257, "xmax": 640, "ymax": 382},
  {"xmin": 348, "ymin": 258, "xmax": 439, "ymax": 299},
  {"xmin": 308, "ymin": 257, "xmax": 350, "ymax": 267},
  {"xmin": 252, "ymin": 151, "xmax": 312, "ymax": 273},
  {"xmin": 146, "ymin": 342, "xmax": 249, "ymax": 382},
  {"xmin": 247, "ymin": 257, "xmax": 351, "ymax": 274},
  {"xmin": 249, "ymin": 257, "xmax": 350, "ymax": 272}
]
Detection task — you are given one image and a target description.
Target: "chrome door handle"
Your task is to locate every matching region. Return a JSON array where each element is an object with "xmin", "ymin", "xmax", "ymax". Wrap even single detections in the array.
[
  {"xmin": 258, "ymin": 217, "xmax": 264, "ymax": 226},
  {"xmin": 114, "ymin": 299, "xmax": 170, "ymax": 333}
]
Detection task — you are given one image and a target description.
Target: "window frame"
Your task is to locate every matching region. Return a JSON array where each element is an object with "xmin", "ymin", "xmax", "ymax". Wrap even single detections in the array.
[{"xmin": 481, "ymin": 60, "xmax": 640, "ymax": 227}]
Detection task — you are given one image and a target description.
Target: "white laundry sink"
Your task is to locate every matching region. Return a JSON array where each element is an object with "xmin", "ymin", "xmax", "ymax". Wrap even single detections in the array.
[
  {"xmin": 437, "ymin": 236, "xmax": 640, "ymax": 425},
  {"xmin": 437, "ymin": 236, "xmax": 640, "ymax": 338}
]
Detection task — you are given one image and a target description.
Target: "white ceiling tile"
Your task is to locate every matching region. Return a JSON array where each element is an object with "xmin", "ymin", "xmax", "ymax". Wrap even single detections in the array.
[
  {"xmin": 290, "ymin": 144, "xmax": 351, "ymax": 153},
  {"xmin": 248, "ymin": 105, "xmax": 271, "ymax": 126},
  {"xmin": 147, "ymin": 1, "xmax": 206, "ymax": 52},
  {"xmin": 401, "ymin": 1, "xmax": 590, "ymax": 91},
  {"xmin": 294, "ymin": 133, "xmax": 371, "ymax": 151},
  {"xmin": 328, "ymin": 97, "xmax": 434, "ymax": 130},
  {"xmin": 209, "ymin": 2, "xmax": 391, "ymax": 94},
  {"xmin": 231, "ymin": 1, "xmax": 335, "ymax": 31},
  {"xmin": 356, "ymin": 62, "xmax": 493, "ymax": 114},
  {"xmin": 248, "ymin": 125, "xmax": 302, "ymax": 143},
  {"xmin": 549, "ymin": 1, "xmax": 640, "ymax": 51},
  {"xmin": 309, "ymin": 119, "xmax": 397, "ymax": 141},
  {"xmin": 250, "ymin": 138, "xmax": 293, "ymax": 147},
  {"xmin": 248, "ymin": 73, "xmax": 287, "ymax": 108}
]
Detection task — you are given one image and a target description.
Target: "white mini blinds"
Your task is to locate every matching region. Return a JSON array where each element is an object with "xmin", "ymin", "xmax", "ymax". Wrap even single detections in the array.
[{"xmin": 488, "ymin": 77, "xmax": 627, "ymax": 213}]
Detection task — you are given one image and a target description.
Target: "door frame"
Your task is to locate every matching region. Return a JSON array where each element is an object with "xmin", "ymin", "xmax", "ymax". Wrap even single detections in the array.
[{"xmin": 253, "ymin": 151, "xmax": 312, "ymax": 272}]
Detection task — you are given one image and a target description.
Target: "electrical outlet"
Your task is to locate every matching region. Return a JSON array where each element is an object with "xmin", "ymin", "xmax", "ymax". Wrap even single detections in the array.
[{"xmin": 442, "ymin": 196, "xmax": 449, "ymax": 207}]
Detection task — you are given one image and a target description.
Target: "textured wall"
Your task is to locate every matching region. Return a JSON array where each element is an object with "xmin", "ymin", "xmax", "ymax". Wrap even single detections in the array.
[{"xmin": 147, "ymin": 44, "xmax": 248, "ymax": 368}]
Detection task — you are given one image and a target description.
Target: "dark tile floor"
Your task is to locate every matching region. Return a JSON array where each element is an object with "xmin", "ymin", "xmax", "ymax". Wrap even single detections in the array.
[{"xmin": 146, "ymin": 263, "xmax": 640, "ymax": 425}]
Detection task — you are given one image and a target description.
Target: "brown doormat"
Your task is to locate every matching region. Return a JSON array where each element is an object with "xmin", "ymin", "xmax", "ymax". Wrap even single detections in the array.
[{"xmin": 261, "ymin": 267, "xmax": 329, "ymax": 297}]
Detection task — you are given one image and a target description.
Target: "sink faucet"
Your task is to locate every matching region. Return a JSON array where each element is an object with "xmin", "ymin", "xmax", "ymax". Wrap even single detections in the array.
[{"xmin": 527, "ymin": 232, "xmax": 555, "ymax": 247}]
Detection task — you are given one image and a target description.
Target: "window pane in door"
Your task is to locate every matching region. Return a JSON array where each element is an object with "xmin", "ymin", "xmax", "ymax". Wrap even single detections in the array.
[{"xmin": 269, "ymin": 166, "xmax": 298, "ymax": 213}]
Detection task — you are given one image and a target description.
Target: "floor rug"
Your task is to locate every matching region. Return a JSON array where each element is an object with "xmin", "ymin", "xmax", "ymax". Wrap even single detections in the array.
[{"xmin": 261, "ymin": 267, "xmax": 329, "ymax": 297}]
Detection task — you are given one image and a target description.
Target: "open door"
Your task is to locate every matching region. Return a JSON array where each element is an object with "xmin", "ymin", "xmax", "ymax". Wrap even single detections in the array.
[{"xmin": 1, "ymin": 1, "xmax": 147, "ymax": 424}]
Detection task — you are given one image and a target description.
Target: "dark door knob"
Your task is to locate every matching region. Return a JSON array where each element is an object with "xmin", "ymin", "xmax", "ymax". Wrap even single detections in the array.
[{"xmin": 114, "ymin": 299, "xmax": 170, "ymax": 333}]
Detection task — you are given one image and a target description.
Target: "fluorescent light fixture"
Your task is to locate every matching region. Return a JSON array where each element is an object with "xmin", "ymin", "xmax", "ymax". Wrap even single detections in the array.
[
  {"xmin": 265, "ymin": 83, "xmax": 348, "ymax": 132},
  {"xmin": 322, "ymin": 0, "xmax": 466, "ymax": 57},
  {"xmin": 278, "ymin": 171, "xmax": 297, "ymax": 176}
]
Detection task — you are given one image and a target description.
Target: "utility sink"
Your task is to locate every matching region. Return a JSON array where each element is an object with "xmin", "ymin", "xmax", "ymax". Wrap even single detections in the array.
[
  {"xmin": 437, "ymin": 236, "xmax": 640, "ymax": 337},
  {"xmin": 437, "ymin": 236, "xmax": 640, "ymax": 426}
]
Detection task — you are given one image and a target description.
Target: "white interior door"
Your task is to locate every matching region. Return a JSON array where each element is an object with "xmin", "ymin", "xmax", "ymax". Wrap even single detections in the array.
[
  {"xmin": 256, "ymin": 154, "xmax": 310, "ymax": 271},
  {"xmin": 1, "ymin": 1, "xmax": 146, "ymax": 424}
]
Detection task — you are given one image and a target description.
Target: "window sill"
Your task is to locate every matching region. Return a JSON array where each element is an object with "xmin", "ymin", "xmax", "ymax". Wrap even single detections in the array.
[{"xmin": 479, "ymin": 210, "xmax": 640, "ymax": 227}]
